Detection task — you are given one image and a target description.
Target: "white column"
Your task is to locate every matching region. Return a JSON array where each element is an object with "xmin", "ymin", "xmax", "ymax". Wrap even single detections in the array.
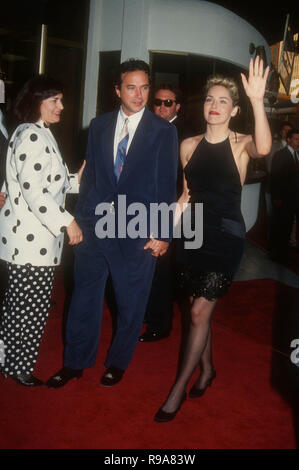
[
  {"xmin": 82, "ymin": 0, "xmax": 151, "ymax": 125},
  {"xmin": 121, "ymin": 0, "xmax": 150, "ymax": 62},
  {"xmin": 82, "ymin": 0, "xmax": 104, "ymax": 127}
]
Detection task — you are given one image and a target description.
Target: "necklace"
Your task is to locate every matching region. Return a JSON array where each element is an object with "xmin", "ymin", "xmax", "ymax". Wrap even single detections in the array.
[{"xmin": 204, "ymin": 130, "xmax": 230, "ymax": 144}]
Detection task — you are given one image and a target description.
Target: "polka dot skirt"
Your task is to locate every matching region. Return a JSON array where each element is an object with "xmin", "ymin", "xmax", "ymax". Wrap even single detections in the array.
[{"xmin": 0, "ymin": 263, "xmax": 54, "ymax": 376}]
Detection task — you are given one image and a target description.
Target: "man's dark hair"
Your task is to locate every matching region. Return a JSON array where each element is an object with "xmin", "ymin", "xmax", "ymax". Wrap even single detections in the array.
[
  {"xmin": 114, "ymin": 59, "xmax": 150, "ymax": 88},
  {"xmin": 13, "ymin": 75, "xmax": 64, "ymax": 124},
  {"xmin": 279, "ymin": 120, "xmax": 293, "ymax": 132},
  {"xmin": 286, "ymin": 128, "xmax": 299, "ymax": 140},
  {"xmin": 155, "ymin": 83, "xmax": 182, "ymax": 104}
]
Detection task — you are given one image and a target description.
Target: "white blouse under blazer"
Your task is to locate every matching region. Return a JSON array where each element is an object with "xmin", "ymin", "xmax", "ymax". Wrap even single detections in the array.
[{"xmin": 0, "ymin": 119, "xmax": 79, "ymax": 266}]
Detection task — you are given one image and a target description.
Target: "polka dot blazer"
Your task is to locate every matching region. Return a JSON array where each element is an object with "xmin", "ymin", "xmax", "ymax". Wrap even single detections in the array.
[{"xmin": 0, "ymin": 119, "xmax": 79, "ymax": 266}]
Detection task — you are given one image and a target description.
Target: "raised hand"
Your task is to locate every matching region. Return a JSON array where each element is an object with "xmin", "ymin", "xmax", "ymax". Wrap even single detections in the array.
[{"xmin": 241, "ymin": 56, "xmax": 269, "ymax": 103}]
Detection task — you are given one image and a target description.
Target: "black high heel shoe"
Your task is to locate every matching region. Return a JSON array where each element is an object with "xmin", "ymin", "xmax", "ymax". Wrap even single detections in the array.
[
  {"xmin": 189, "ymin": 370, "xmax": 216, "ymax": 398},
  {"xmin": 154, "ymin": 392, "xmax": 186, "ymax": 423}
]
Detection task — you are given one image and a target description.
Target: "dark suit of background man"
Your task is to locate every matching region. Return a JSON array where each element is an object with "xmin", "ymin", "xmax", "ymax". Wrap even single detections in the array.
[
  {"xmin": 270, "ymin": 128, "xmax": 299, "ymax": 263},
  {"xmin": 139, "ymin": 83, "xmax": 193, "ymax": 343},
  {"xmin": 46, "ymin": 60, "xmax": 178, "ymax": 389}
]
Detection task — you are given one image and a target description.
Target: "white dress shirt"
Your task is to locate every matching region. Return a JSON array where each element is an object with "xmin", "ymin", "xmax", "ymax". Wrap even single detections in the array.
[{"xmin": 113, "ymin": 107, "xmax": 145, "ymax": 162}]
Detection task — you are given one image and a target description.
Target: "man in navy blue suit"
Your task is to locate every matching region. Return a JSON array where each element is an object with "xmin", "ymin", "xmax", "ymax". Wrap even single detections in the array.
[
  {"xmin": 270, "ymin": 128, "xmax": 299, "ymax": 262},
  {"xmin": 46, "ymin": 59, "xmax": 178, "ymax": 388}
]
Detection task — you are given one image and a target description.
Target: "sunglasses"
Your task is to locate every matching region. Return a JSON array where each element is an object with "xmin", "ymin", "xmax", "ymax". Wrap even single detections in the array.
[{"xmin": 154, "ymin": 98, "xmax": 176, "ymax": 107}]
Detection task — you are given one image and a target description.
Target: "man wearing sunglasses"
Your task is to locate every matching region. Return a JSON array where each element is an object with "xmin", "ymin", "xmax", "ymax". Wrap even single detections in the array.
[
  {"xmin": 153, "ymin": 84, "xmax": 193, "ymax": 145},
  {"xmin": 153, "ymin": 84, "xmax": 194, "ymax": 196},
  {"xmin": 139, "ymin": 84, "xmax": 193, "ymax": 343},
  {"xmin": 153, "ymin": 87, "xmax": 181, "ymax": 124}
]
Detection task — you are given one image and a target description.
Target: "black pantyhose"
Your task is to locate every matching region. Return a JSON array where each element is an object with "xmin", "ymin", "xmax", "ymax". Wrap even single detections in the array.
[{"xmin": 160, "ymin": 296, "xmax": 217, "ymax": 414}]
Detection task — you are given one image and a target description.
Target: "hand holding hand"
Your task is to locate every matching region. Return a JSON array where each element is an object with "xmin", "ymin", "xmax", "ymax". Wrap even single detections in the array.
[
  {"xmin": 78, "ymin": 160, "xmax": 86, "ymax": 184},
  {"xmin": 241, "ymin": 56, "xmax": 269, "ymax": 103},
  {"xmin": 66, "ymin": 219, "xmax": 83, "ymax": 245},
  {"xmin": 144, "ymin": 237, "xmax": 169, "ymax": 257}
]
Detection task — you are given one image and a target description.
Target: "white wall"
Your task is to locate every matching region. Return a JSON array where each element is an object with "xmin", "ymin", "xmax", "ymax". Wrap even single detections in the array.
[
  {"xmin": 148, "ymin": 0, "xmax": 270, "ymax": 69},
  {"xmin": 83, "ymin": 0, "xmax": 271, "ymax": 126}
]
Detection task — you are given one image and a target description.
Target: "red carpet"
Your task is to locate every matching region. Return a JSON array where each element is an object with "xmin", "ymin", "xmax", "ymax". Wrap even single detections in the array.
[{"xmin": 0, "ymin": 271, "xmax": 298, "ymax": 449}]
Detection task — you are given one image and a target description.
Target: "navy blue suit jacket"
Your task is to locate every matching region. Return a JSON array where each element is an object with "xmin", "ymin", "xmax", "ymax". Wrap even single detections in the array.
[{"xmin": 76, "ymin": 107, "xmax": 178, "ymax": 242}]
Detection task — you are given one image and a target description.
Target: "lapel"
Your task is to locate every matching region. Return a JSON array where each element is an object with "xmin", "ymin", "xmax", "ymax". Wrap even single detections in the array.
[
  {"xmin": 117, "ymin": 108, "xmax": 154, "ymax": 186},
  {"xmin": 286, "ymin": 147, "xmax": 297, "ymax": 167},
  {"xmin": 98, "ymin": 111, "xmax": 118, "ymax": 187}
]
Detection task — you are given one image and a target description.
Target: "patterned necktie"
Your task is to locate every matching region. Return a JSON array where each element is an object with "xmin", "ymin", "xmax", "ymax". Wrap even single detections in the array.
[{"xmin": 114, "ymin": 118, "xmax": 129, "ymax": 182}]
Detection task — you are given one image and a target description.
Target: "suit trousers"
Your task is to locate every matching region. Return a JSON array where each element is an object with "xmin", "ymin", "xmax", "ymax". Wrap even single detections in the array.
[
  {"xmin": 64, "ymin": 227, "xmax": 156, "ymax": 371},
  {"xmin": 270, "ymin": 203, "xmax": 299, "ymax": 260}
]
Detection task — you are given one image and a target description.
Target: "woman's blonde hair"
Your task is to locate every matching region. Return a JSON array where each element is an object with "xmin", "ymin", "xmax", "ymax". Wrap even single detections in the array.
[{"xmin": 205, "ymin": 75, "xmax": 239, "ymax": 107}]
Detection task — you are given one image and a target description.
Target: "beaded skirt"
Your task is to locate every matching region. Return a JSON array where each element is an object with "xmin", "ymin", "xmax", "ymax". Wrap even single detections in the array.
[{"xmin": 176, "ymin": 266, "xmax": 233, "ymax": 301}]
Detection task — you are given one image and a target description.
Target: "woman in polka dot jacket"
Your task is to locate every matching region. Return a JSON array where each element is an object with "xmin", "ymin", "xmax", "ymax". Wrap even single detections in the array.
[{"xmin": 0, "ymin": 76, "xmax": 84, "ymax": 386}]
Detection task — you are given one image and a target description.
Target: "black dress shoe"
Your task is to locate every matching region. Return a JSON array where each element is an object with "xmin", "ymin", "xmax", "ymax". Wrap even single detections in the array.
[
  {"xmin": 189, "ymin": 370, "xmax": 216, "ymax": 398},
  {"xmin": 46, "ymin": 367, "xmax": 83, "ymax": 389},
  {"xmin": 100, "ymin": 366, "xmax": 124, "ymax": 387},
  {"xmin": 0, "ymin": 368, "xmax": 8, "ymax": 379},
  {"xmin": 11, "ymin": 373, "xmax": 44, "ymax": 387},
  {"xmin": 139, "ymin": 330, "xmax": 170, "ymax": 342},
  {"xmin": 154, "ymin": 392, "xmax": 186, "ymax": 423}
]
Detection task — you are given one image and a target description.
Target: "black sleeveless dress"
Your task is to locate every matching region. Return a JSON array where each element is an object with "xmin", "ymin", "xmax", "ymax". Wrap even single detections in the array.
[{"xmin": 176, "ymin": 135, "xmax": 246, "ymax": 300}]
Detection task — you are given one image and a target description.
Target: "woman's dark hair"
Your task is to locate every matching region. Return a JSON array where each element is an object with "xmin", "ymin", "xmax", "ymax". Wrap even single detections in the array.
[{"xmin": 13, "ymin": 75, "xmax": 64, "ymax": 124}]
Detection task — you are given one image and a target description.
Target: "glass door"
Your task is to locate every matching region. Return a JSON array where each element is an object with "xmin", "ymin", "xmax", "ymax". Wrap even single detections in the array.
[{"xmin": 0, "ymin": 0, "xmax": 90, "ymax": 168}]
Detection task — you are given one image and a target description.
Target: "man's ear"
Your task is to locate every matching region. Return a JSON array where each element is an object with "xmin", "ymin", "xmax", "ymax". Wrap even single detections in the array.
[
  {"xmin": 176, "ymin": 103, "xmax": 181, "ymax": 114},
  {"xmin": 115, "ymin": 85, "xmax": 121, "ymax": 99}
]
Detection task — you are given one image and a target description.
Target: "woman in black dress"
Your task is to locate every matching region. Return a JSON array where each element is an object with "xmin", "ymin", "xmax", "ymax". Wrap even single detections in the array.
[{"xmin": 155, "ymin": 57, "xmax": 271, "ymax": 422}]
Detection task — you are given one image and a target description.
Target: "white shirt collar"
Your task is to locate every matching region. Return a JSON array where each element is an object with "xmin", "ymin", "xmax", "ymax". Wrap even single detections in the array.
[
  {"xmin": 35, "ymin": 118, "xmax": 50, "ymax": 130},
  {"xmin": 169, "ymin": 115, "xmax": 178, "ymax": 123},
  {"xmin": 287, "ymin": 144, "xmax": 298, "ymax": 160},
  {"xmin": 119, "ymin": 106, "xmax": 145, "ymax": 128}
]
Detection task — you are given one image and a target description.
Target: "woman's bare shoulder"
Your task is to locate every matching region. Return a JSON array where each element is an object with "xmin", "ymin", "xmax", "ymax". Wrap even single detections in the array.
[{"xmin": 180, "ymin": 134, "xmax": 204, "ymax": 160}]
